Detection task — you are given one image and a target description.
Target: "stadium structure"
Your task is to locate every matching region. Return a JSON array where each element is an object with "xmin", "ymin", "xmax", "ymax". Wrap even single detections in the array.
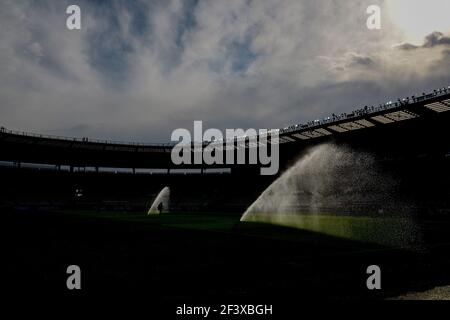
[
  {"xmin": 1, "ymin": 86, "xmax": 450, "ymax": 214},
  {"xmin": 3, "ymin": 86, "xmax": 450, "ymax": 301}
]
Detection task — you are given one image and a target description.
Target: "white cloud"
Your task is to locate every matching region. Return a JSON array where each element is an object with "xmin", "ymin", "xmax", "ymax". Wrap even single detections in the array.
[{"xmin": 0, "ymin": 0, "xmax": 449, "ymax": 142}]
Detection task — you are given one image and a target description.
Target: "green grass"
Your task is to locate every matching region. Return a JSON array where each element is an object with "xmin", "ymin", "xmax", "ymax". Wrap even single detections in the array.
[
  {"xmin": 62, "ymin": 210, "xmax": 406, "ymax": 250},
  {"xmin": 242, "ymin": 213, "xmax": 421, "ymax": 248}
]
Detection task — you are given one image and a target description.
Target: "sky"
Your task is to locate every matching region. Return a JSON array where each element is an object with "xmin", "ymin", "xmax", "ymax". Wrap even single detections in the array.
[{"xmin": 1, "ymin": 0, "xmax": 450, "ymax": 142}]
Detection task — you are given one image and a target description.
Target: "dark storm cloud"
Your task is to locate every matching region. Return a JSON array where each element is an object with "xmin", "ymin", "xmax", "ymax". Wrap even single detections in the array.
[
  {"xmin": 347, "ymin": 53, "xmax": 376, "ymax": 68},
  {"xmin": 396, "ymin": 43, "xmax": 419, "ymax": 51},
  {"xmin": 397, "ymin": 31, "xmax": 450, "ymax": 50},
  {"xmin": 350, "ymin": 56, "xmax": 374, "ymax": 67},
  {"xmin": 0, "ymin": 0, "xmax": 449, "ymax": 142},
  {"xmin": 424, "ymin": 32, "xmax": 450, "ymax": 48}
]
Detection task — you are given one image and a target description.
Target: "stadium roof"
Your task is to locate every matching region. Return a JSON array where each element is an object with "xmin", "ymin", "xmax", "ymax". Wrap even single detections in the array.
[{"xmin": 1, "ymin": 86, "xmax": 450, "ymax": 171}]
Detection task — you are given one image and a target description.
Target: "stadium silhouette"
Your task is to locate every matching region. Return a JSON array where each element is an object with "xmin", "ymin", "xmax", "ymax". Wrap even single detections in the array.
[{"xmin": 3, "ymin": 86, "xmax": 450, "ymax": 301}]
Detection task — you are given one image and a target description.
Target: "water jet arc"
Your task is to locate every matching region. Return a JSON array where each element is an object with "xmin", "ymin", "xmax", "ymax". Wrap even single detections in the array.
[{"xmin": 148, "ymin": 186, "xmax": 170, "ymax": 215}]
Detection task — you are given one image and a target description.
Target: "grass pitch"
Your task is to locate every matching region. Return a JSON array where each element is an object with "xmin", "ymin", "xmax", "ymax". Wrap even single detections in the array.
[{"xmin": 4, "ymin": 209, "xmax": 450, "ymax": 300}]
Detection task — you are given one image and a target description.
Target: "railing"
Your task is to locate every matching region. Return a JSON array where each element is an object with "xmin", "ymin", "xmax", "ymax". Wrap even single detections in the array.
[
  {"xmin": 0, "ymin": 160, "xmax": 231, "ymax": 175},
  {"xmin": 0, "ymin": 127, "xmax": 175, "ymax": 147},
  {"xmin": 279, "ymin": 85, "xmax": 450, "ymax": 134}
]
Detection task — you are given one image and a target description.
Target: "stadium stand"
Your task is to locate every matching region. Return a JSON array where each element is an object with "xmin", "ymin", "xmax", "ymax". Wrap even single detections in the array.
[{"xmin": 1, "ymin": 86, "xmax": 450, "ymax": 214}]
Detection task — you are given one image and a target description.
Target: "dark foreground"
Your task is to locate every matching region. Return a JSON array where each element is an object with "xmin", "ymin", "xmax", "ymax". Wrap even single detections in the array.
[{"xmin": 3, "ymin": 210, "xmax": 450, "ymax": 305}]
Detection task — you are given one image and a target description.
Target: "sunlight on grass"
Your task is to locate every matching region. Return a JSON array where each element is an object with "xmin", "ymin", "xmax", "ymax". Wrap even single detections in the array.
[{"xmin": 242, "ymin": 213, "xmax": 420, "ymax": 248}]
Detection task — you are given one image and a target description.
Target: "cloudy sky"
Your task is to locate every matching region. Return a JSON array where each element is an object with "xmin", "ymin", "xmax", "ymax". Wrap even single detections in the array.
[{"xmin": 1, "ymin": 0, "xmax": 450, "ymax": 142}]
